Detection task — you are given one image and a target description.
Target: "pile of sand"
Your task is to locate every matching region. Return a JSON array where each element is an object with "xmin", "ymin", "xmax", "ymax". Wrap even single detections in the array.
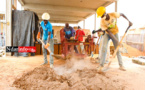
[
  {"xmin": 12, "ymin": 58, "xmax": 127, "ymax": 90},
  {"xmin": 122, "ymin": 43, "xmax": 145, "ymax": 57}
]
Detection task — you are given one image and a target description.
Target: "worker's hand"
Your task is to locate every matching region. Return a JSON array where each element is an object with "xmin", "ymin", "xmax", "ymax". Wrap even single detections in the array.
[
  {"xmin": 37, "ymin": 35, "xmax": 40, "ymax": 39},
  {"xmin": 44, "ymin": 43, "xmax": 50, "ymax": 49},
  {"xmin": 92, "ymin": 30, "xmax": 96, "ymax": 34},
  {"xmin": 129, "ymin": 21, "xmax": 133, "ymax": 26}
]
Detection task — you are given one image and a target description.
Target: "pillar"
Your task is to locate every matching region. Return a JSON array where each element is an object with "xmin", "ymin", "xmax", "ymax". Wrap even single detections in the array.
[{"xmin": 6, "ymin": 0, "xmax": 12, "ymax": 56}]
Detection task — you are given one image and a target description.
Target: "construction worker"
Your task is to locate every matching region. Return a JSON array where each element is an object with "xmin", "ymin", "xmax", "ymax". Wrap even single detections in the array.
[
  {"xmin": 64, "ymin": 23, "xmax": 78, "ymax": 53},
  {"xmin": 95, "ymin": 31, "xmax": 109, "ymax": 64},
  {"xmin": 92, "ymin": 6, "xmax": 132, "ymax": 71},
  {"xmin": 75, "ymin": 26, "xmax": 85, "ymax": 54},
  {"xmin": 37, "ymin": 13, "xmax": 54, "ymax": 68}
]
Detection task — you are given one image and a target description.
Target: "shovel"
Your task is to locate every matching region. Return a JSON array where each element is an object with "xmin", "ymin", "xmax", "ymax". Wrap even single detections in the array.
[
  {"xmin": 39, "ymin": 39, "xmax": 64, "ymax": 60},
  {"xmin": 102, "ymin": 25, "xmax": 131, "ymax": 72},
  {"xmin": 90, "ymin": 36, "xmax": 100, "ymax": 58}
]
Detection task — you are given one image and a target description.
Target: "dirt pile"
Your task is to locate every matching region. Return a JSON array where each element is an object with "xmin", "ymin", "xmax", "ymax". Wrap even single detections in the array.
[
  {"xmin": 122, "ymin": 43, "xmax": 145, "ymax": 57},
  {"xmin": 13, "ymin": 58, "xmax": 127, "ymax": 90}
]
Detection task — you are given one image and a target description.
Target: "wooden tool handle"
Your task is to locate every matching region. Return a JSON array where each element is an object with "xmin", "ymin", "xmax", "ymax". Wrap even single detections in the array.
[
  {"xmin": 107, "ymin": 25, "xmax": 131, "ymax": 67},
  {"xmin": 39, "ymin": 39, "xmax": 53, "ymax": 55}
]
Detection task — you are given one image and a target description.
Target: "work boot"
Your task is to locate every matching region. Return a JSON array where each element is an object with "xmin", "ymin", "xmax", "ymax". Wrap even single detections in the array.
[
  {"xmin": 50, "ymin": 64, "xmax": 53, "ymax": 68},
  {"xmin": 119, "ymin": 66, "xmax": 126, "ymax": 71},
  {"xmin": 97, "ymin": 66, "xmax": 104, "ymax": 72}
]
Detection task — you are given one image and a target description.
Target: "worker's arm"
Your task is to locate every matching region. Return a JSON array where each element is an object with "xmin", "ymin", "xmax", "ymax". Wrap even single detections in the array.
[
  {"xmin": 93, "ymin": 28, "xmax": 119, "ymax": 43},
  {"xmin": 92, "ymin": 28, "xmax": 103, "ymax": 34},
  {"xmin": 48, "ymin": 32, "xmax": 51, "ymax": 42},
  {"xmin": 37, "ymin": 26, "xmax": 42, "ymax": 39},
  {"xmin": 72, "ymin": 28, "xmax": 76, "ymax": 37},
  {"xmin": 47, "ymin": 23, "xmax": 52, "ymax": 42},
  {"xmin": 120, "ymin": 13, "xmax": 133, "ymax": 26},
  {"xmin": 106, "ymin": 29, "xmax": 119, "ymax": 44}
]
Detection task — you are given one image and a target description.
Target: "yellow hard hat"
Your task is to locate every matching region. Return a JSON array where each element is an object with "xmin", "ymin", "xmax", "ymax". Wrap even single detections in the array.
[
  {"xmin": 42, "ymin": 13, "xmax": 50, "ymax": 20},
  {"xmin": 96, "ymin": 6, "xmax": 106, "ymax": 18}
]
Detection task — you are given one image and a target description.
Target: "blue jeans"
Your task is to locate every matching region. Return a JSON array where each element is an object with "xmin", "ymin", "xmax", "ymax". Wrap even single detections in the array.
[
  {"xmin": 100, "ymin": 33, "xmax": 123, "ymax": 67},
  {"xmin": 42, "ymin": 39, "xmax": 54, "ymax": 65}
]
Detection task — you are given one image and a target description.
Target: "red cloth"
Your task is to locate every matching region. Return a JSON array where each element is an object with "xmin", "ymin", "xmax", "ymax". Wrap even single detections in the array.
[{"xmin": 75, "ymin": 29, "xmax": 85, "ymax": 41}]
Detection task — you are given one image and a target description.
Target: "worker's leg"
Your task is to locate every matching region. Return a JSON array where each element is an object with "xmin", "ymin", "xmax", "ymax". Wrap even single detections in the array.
[
  {"xmin": 98, "ymin": 35, "xmax": 103, "ymax": 60},
  {"xmin": 42, "ymin": 39, "xmax": 48, "ymax": 64},
  {"xmin": 112, "ymin": 33, "xmax": 123, "ymax": 66},
  {"xmin": 68, "ymin": 45, "xmax": 71, "ymax": 51},
  {"xmin": 48, "ymin": 39, "xmax": 54, "ymax": 65},
  {"xmin": 100, "ymin": 34, "xmax": 110, "ymax": 67},
  {"xmin": 105, "ymin": 40, "xmax": 110, "ymax": 64},
  {"xmin": 76, "ymin": 45, "xmax": 79, "ymax": 50},
  {"xmin": 74, "ymin": 45, "xmax": 78, "ymax": 53},
  {"xmin": 80, "ymin": 43, "xmax": 85, "ymax": 54}
]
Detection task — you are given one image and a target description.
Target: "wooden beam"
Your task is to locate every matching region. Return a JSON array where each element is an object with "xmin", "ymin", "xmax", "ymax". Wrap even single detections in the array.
[
  {"xmin": 23, "ymin": 4, "xmax": 95, "ymax": 13},
  {"xmin": 46, "ymin": 20, "xmax": 78, "ymax": 24},
  {"xmin": 38, "ymin": 15, "xmax": 84, "ymax": 21},
  {"xmin": 18, "ymin": 0, "xmax": 25, "ymax": 6},
  {"xmin": 85, "ymin": 13, "xmax": 94, "ymax": 19}
]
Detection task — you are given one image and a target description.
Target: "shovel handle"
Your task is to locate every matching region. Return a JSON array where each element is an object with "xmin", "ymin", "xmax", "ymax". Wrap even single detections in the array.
[
  {"xmin": 107, "ymin": 25, "xmax": 131, "ymax": 67},
  {"xmin": 39, "ymin": 39, "xmax": 53, "ymax": 55}
]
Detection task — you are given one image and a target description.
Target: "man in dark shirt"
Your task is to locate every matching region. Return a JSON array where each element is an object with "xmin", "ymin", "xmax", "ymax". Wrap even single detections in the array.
[{"xmin": 64, "ymin": 23, "xmax": 78, "ymax": 53}]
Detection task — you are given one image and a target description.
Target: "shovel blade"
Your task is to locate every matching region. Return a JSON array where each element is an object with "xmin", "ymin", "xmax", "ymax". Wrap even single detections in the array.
[
  {"xmin": 102, "ymin": 67, "xmax": 110, "ymax": 72},
  {"xmin": 52, "ymin": 55, "xmax": 65, "ymax": 60}
]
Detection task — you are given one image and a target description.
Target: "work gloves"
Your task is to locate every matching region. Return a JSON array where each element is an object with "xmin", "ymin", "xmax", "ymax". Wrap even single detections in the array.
[
  {"xmin": 92, "ymin": 30, "xmax": 96, "ymax": 34},
  {"xmin": 92, "ymin": 29, "xmax": 103, "ymax": 34},
  {"xmin": 44, "ymin": 43, "xmax": 50, "ymax": 49}
]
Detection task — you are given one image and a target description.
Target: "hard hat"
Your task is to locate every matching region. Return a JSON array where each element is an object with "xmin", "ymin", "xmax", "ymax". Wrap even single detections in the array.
[
  {"xmin": 42, "ymin": 13, "xmax": 50, "ymax": 20},
  {"xmin": 96, "ymin": 6, "xmax": 106, "ymax": 18}
]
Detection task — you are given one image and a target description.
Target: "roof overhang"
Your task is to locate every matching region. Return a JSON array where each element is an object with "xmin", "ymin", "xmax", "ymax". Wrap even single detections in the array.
[{"xmin": 18, "ymin": 0, "xmax": 116, "ymax": 24}]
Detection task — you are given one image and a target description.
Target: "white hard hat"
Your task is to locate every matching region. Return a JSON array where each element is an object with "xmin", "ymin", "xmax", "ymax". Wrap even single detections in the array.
[{"xmin": 42, "ymin": 13, "xmax": 50, "ymax": 20}]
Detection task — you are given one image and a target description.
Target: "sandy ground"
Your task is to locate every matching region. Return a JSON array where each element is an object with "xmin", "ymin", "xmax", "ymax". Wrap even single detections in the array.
[{"xmin": 0, "ymin": 55, "xmax": 145, "ymax": 90}]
